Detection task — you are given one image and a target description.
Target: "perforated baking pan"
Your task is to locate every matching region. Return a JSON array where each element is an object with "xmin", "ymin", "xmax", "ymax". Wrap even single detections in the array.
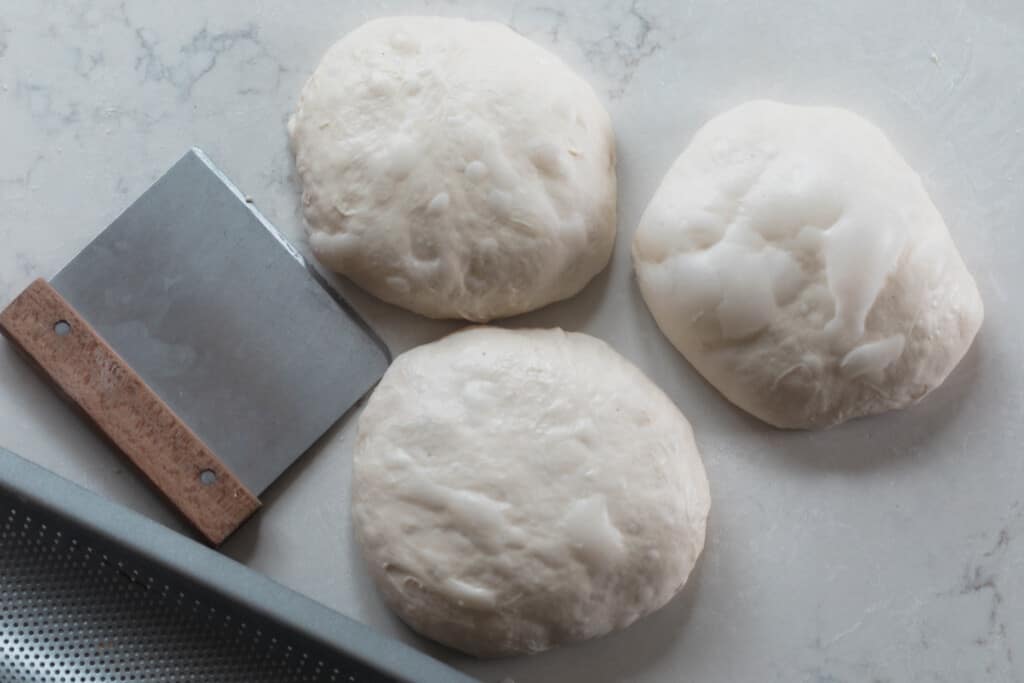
[{"xmin": 0, "ymin": 447, "xmax": 476, "ymax": 683}]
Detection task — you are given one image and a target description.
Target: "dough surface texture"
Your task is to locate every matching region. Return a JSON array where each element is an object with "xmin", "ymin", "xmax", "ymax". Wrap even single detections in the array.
[
  {"xmin": 352, "ymin": 327, "xmax": 710, "ymax": 656},
  {"xmin": 289, "ymin": 17, "xmax": 617, "ymax": 321},
  {"xmin": 633, "ymin": 100, "xmax": 984, "ymax": 429}
]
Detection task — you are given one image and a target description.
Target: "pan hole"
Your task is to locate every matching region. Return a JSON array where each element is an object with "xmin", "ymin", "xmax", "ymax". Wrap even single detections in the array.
[
  {"xmin": 199, "ymin": 470, "xmax": 217, "ymax": 486},
  {"xmin": 54, "ymin": 321, "xmax": 71, "ymax": 336}
]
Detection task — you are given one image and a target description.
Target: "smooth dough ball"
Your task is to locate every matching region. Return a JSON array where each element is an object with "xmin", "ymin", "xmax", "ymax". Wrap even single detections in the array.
[
  {"xmin": 633, "ymin": 100, "xmax": 984, "ymax": 429},
  {"xmin": 352, "ymin": 327, "xmax": 710, "ymax": 657},
  {"xmin": 289, "ymin": 17, "xmax": 617, "ymax": 322}
]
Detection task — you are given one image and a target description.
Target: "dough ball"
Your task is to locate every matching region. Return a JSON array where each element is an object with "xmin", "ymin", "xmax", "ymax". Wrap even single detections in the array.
[
  {"xmin": 352, "ymin": 327, "xmax": 710, "ymax": 657},
  {"xmin": 633, "ymin": 100, "xmax": 984, "ymax": 429},
  {"xmin": 289, "ymin": 17, "xmax": 617, "ymax": 321}
]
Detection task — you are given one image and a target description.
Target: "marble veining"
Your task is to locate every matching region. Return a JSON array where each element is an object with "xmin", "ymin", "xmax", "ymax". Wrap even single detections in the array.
[
  {"xmin": 510, "ymin": 0, "xmax": 665, "ymax": 98},
  {"xmin": 0, "ymin": 2, "xmax": 1021, "ymax": 682},
  {"xmin": 133, "ymin": 23, "xmax": 278, "ymax": 99},
  {"xmin": 955, "ymin": 518, "xmax": 1018, "ymax": 671},
  {"xmin": 0, "ymin": 21, "xmax": 10, "ymax": 59}
]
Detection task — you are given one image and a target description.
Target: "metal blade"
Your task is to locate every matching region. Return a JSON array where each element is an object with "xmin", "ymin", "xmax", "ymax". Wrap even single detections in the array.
[{"xmin": 52, "ymin": 149, "xmax": 389, "ymax": 495}]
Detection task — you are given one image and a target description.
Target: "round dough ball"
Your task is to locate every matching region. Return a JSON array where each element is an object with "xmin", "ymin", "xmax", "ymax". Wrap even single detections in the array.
[
  {"xmin": 633, "ymin": 100, "xmax": 984, "ymax": 429},
  {"xmin": 352, "ymin": 327, "xmax": 710, "ymax": 657},
  {"xmin": 289, "ymin": 17, "xmax": 617, "ymax": 322}
]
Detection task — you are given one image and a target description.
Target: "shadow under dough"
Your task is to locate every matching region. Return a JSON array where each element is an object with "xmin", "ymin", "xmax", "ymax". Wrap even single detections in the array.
[
  {"xmin": 747, "ymin": 328, "xmax": 988, "ymax": 473},
  {"xmin": 625, "ymin": 270, "xmax": 989, "ymax": 473},
  {"xmin": 433, "ymin": 549, "xmax": 708, "ymax": 682},
  {"xmin": 499, "ymin": 257, "xmax": 615, "ymax": 333}
]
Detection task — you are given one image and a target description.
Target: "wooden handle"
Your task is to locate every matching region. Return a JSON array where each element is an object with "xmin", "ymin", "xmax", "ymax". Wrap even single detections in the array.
[{"xmin": 0, "ymin": 279, "xmax": 260, "ymax": 545}]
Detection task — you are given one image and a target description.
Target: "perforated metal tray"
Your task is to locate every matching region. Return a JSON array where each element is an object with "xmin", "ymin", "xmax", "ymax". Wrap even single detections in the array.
[{"xmin": 0, "ymin": 447, "xmax": 476, "ymax": 683}]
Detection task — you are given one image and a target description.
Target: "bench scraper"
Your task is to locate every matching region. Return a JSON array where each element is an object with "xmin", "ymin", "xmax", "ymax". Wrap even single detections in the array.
[{"xmin": 0, "ymin": 148, "xmax": 390, "ymax": 545}]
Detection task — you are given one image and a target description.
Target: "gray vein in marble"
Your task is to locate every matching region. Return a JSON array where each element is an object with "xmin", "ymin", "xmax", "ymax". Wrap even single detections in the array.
[
  {"xmin": 72, "ymin": 47, "xmax": 106, "ymax": 79},
  {"xmin": 957, "ymin": 522, "xmax": 1016, "ymax": 669},
  {"xmin": 13, "ymin": 81, "xmax": 82, "ymax": 131},
  {"xmin": 598, "ymin": 0, "xmax": 659, "ymax": 96},
  {"xmin": 134, "ymin": 24, "xmax": 264, "ymax": 98},
  {"xmin": 0, "ymin": 153, "xmax": 44, "ymax": 196},
  {"xmin": 0, "ymin": 21, "xmax": 9, "ymax": 59},
  {"xmin": 513, "ymin": 5, "xmax": 568, "ymax": 45},
  {"xmin": 584, "ymin": 0, "xmax": 662, "ymax": 97},
  {"xmin": 511, "ymin": 0, "xmax": 665, "ymax": 99},
  {"xmin": 65, "ymin": 0, "xmax": 132, "ymax": 32}
]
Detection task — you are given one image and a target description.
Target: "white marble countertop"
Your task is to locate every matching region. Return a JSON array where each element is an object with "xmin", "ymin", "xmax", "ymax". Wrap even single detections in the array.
[{"xmin": 1, "ymin": 2, "xmax": 1022, "ymax": 681}]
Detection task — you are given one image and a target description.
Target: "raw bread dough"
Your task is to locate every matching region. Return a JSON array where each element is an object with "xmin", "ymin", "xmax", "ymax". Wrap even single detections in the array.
[
  {"xmin": 289, "ymin": 17, "xmax": 617, "ymax": 321},
  {"xmin": 633, "ymin": 100, "xmax": 984, "ymax": 429},
  {"xmin": 352, "ymin": 327, "xmax": 710, "ymax": 657}
]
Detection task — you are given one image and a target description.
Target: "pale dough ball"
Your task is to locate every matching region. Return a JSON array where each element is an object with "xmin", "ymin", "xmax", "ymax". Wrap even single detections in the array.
[
  {"xmin": 633, "ymin": 100, "xmax": 984, "ymax": 429},
  {"xmin": 352, "ymin": 327, "xmax": 710, "ymax": 657},
  {"xmin": 289, "ymin": 17, "xmax": 617, "ymax": 321}
]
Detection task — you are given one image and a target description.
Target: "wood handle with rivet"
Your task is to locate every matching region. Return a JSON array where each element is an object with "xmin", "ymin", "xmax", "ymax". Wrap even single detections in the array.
[{"xmin": 0, "ymin": 278, "xmax": 260, "ymax": 545}]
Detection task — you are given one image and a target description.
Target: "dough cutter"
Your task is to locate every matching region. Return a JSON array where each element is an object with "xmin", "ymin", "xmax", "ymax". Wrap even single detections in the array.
[{"xmin": 0, "ymin": 149, "xmax": 389, "ymax": 545}]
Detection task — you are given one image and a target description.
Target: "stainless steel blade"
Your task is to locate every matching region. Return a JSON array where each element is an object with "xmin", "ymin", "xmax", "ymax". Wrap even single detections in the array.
[{"xmin": 51, "ymin": 149, "xmax": 389, "ymax": 495}]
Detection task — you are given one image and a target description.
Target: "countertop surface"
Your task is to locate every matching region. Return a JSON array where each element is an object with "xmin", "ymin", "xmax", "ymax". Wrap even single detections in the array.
[{"xmin": 1, "ymin": 1, "xmax": 1022, "ymax": 681}]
